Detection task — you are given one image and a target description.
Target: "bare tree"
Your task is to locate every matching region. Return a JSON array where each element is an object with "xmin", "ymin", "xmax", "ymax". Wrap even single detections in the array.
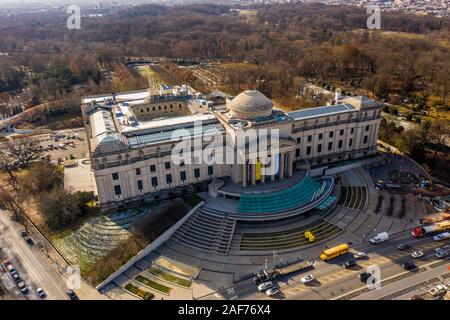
[
  {"xmin": 0, "ymin": 150, "xmax": 17, "ymax": 190},
  {"xmin": 427, "ymin": 119, "xmax": 450, "ymax": 159},
  {"xmin": 8, "ymin": 137, "xmax": 41, "ymax": 167}
]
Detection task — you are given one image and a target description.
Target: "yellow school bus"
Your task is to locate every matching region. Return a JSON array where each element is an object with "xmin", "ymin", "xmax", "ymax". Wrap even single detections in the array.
[{"xmin": 319, "ymin": 244, "xmax": 349, "ymax": 261}]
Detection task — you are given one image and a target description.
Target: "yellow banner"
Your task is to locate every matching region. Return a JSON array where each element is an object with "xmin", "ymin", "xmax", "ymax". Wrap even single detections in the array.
[{"xmin": 256, "ymin": 159, "xmax": 261, "ymax": 181}]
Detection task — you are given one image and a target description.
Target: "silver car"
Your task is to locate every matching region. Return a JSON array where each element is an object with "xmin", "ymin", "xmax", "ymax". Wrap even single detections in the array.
[{"xmin": 435, "ymin": 248, "xmax": 448, "ymax": 259}]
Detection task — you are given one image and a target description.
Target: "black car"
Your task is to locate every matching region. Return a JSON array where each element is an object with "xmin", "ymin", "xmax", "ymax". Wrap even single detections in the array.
[
  {"xmin": 397, "ymin": 243, "xmax": 411, "ymax": 251},
  {"xmin": 20, "ymin": 230, "xmax": 28, "ymax": 238},
  {"xmin": 12, "ymin": 274, "xmax": 22, "ymax": 284},
  {"xmin": 344, "ymin": 259, "xmax": 357, "ymax": 268},
  {"xmin": 359, "ymin": 272, "xmax": 372, "ymax": 282},
  {"xmin": 66, "ymin": 289, "xmax": 79, "ymax": 300},
  {"xmin": 402, "ymin": 262, "xmax": 417, "ymax": 271},
  {"xmin": 24, "ymin": 237, "xmax": 35, "ymax": 246}
]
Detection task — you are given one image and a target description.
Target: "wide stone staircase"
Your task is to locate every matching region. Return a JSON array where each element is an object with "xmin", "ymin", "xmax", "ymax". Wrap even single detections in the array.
[{"xmin": 171, "ymin": 206, "xmax": 236, "ymax": 255}]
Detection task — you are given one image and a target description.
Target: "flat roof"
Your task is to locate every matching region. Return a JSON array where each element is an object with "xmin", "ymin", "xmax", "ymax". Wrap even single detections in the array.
[
  {"xmin": 127, "ymin": 123, "xmax": 224, "ymax": 147},
  {"xmin": 82, "ymin": 90, "xmax": 150, "ymax": 104},
  {"xmin": 286, "ymin": 104, "xmax": 355, "ymax": 121},
  {"xmin": 120, "ymin": 113, "xmax": 218, "ymax": 134}
]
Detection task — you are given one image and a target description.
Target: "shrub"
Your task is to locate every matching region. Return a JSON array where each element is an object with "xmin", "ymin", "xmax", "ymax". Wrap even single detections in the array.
[{"xmin": 124, "ymin": 283, "xmax": 154, "ymax": 300}]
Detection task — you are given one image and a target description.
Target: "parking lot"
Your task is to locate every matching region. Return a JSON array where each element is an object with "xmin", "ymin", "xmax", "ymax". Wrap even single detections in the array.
[{"xmin": 36, "ymin": 128, "xmax": 89, "ymax": 164}]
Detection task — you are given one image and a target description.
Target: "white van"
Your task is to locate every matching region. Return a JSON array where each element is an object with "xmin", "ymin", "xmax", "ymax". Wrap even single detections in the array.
[{"xmin": 370, "ymin": 232, "xmax": 389, "ymax": 244}]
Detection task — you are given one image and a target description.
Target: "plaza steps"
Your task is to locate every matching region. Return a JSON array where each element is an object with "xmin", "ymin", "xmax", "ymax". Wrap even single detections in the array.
[{"xmin": 172, "ymin": 206, "xmax": 236, "ymax": 255}]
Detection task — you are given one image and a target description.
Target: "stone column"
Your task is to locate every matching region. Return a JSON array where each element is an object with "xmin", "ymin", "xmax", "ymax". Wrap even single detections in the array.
[
  {"xmin": 242, "ymin": 162, "xmax": 247, "ymax": 187},
  {"xmin": 288, "ymin": 150, "xmax": 294, "ymax": 177},
  {"xmin": 280, "ymin": 152, "xmax": 285, "ymax": 179},
  {"xmin": 251, "ymin": 163, "xmax": 256, "ymax": 185}
]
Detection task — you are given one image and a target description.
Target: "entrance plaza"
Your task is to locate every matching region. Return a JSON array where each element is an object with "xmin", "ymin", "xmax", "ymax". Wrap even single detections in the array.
[{"xmin": 100, "ymin": 158, "xmax": 430, "ymax": 300}]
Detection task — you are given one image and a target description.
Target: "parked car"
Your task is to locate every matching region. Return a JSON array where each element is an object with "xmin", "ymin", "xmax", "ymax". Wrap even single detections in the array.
[
  {"xmin": 435, "ymin": 248, "xmax": 448, "ymax": 259},
  {"xmin": 257, "ymin": 281, "xmax": 273, "ymax": 292},
  {"xmin": 344, "ymin": 260, "xmax": 357, "ymax": 268},
  {"xmin": 6, "ymin": 264, "xmax": 17, "ymax": 276},
  {"xmin": 428, "ymin": 285, "xmax": 447, "ymax": 297},
  {"xmin": 300, "ymin": 274, "xmax": 315, "ymax": 284},
  {"xmin": 397, "ymin": 243, "xmax": 410, "ymax": 251},
  {"xmin": 23, "ymin": 236, "xmax": 34, "ymax": 246},
  {"xmin": 12, "ymin": 274, "xmax": 22, "ymax": 283},
  {"xmin": 433, "ymin": 232, "xmax": 450, "ymax": 241},
  {"xmin": 19, "ymin": 229, "xmax": 27, "ymax": 238},
  {"xmin": 18, "ymin": 281, "xmax": 28, "ymax": 294},
  {"xmin": 265, "ymin": 287, "xmax": 280, "ymax": 296},
  {"xmin": 359, "ymin": 272, "xmax": 372, "ymax": 282},
  {"xmin": 353, "ymin": 252, "xmax": 366, "ymax": 259},
  {"xmin": 411, "ymin": 250, "xmax": 424, "ymax": 259},
  {"xmin": 37, "ymin": 288, "xmax": 46, "ymax": 298},
  {"xmin": 66, "ymin": 289, "xmax": 79, "ymax": 300},
  {"xmin": 402, "ymin": 262, "xmax": 417, "ymax": 271}
]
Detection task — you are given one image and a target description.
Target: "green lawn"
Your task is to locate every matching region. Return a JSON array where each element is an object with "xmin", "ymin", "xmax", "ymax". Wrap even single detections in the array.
[
  {"xmin": 147, "ymin": 267, "xmax": 191, "ymax": 287},
  {"xmin": 135, "ymin": 275, "xmax": 172, "ymax": 294}
]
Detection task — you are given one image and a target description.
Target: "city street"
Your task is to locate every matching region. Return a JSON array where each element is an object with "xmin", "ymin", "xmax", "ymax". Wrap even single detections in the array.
[
  {"xmin": 0, "ymin": 209, "xmax": 107, "ymax": 300},
  {"xmin": 224, "ymin": 231, "xmax": 450, "ymax": 300}
]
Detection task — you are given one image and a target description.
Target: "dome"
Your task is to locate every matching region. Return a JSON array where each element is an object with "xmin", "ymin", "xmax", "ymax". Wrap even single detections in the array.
[{"xmin": 229, "ymin": 90, "xmax": 273, "ymax": 120}]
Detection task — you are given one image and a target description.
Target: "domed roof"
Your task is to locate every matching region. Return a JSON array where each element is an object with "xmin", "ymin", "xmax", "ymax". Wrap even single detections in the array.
[{"xmin": 229, "ymin": 90, "xmax": 273, "ymax": 120}]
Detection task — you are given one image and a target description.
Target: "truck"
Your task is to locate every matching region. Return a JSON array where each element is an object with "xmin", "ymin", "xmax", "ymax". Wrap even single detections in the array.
[
  {"xmin": 410, "ymin": 284, "xmax": 448, "ymax": 300},
  {"xmin": 419, "ymin": 212, "xmax": 450, "ymax": 225},
  {"xmin": 252, "ymin": 260, "xmax": 314, "ymax": 283},
  {"xmin": 370, "ymin": 232, "xmax": 389, "ymax": 244},
  {"xmin": 412, "ymin": 220, "xmax": 450, "ymax": 238}
]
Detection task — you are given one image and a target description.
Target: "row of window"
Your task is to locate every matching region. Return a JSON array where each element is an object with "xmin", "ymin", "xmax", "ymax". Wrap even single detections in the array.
[
  {"xmin": 296, "ymin": 136, "xmax": 368, "ymax": 157},
  {"xmin": 296, "ymin": 126, "xmax": 370, "ymax": 144},
  {"xmin": 112, "ymin": 166, "xmax": 214, "ymax": 196},
  {"xmin": 140, "ymin": 103, "xmax": 183, "ymax": 113}
]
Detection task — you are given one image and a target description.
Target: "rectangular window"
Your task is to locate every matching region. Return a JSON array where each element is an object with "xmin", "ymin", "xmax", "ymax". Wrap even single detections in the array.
[
  {"xmin": 329, "ymin": 131, "xmax": 334, "ymax": 138},
  {"xmin": 365, "ymin": 125, "xmax": 370, "ymax": 132},
  {"xmin": 307, "ymin": 135, "xmax": 312, "ymax": 142},
  {"xmin": 349, "ymin": 138, "xmax": 353, "ymax": 147},
  {"xmin": 306, "ymin": 146, "xmax": 311, "ymax": 155},
  {"xmin": 295, "ymin": 148, "xmax": 300, "ymax": 157},
  {"xmin": 318, "ymin": 133, "xmax": 323, "ymax": 140},
  {"xmin": 351, "ymin": 128, "xmax": 354, "ymax": 134},
  {"xmin": 166, "ymin": 174, "xmax": 172, "ymax": 184},
  {"xmin": 150, "ymin": 165, "xmax": 156, "ymax": 172},
  {"xmin": 194, "ymin": 168, "xmax": 200, "ymax": 178},
  {"xmin": 328, "ymin": 142, "xmax": 333, "ymax": 151},
  {"xmin": 364, "ymin": 136, "xmax": 368, "ymax": 144},
  {"xmin": 164, "ymin": 162, "xmax": 171, "ymax": 170},
  {"xmin": 135, "ymin": 168, "xmax": 141, "ymax": 176},
  {"xmin": 180, "ymin": 171, "xmax": 186, "ymax": 181},
  {"xmin": 112, "ymin": 173, "xmax": 119, "ymax": 181},
  {"xmin": 151, "ymin": 177, "xmax": 158, "ymax": 187},
  {"xmin": 338, "ymin": 140, "xmax": 343, "ymax": 148},
  {"xmin": 317, "ymin": 144, "xmax": 322, "ymax": 153},
  {"xmin": 296, "ymin": 137, "xmax": 301, "ymax": 144},
  {"xmin": 137, "ymin": 180, "xmax": 143, "ymax": 190},
  {"xmin": 114, "ymin": 185, "xmax": 122, "ymax": 195},
  {"xmin": 208, "ymin": 165, "xmax": 214, "ymax": 176},
  {"xmin": 340, "ymin": 129, "xmax": 344, "ymax": 136}
]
